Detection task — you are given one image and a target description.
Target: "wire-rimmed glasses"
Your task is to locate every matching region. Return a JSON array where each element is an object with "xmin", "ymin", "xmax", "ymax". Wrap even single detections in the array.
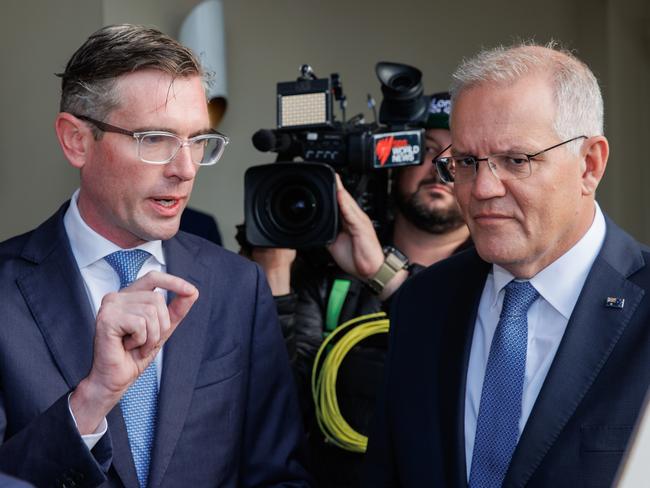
[{"xmin": 434, "ymin": 136, "xmax": 587, "ymax": 184}]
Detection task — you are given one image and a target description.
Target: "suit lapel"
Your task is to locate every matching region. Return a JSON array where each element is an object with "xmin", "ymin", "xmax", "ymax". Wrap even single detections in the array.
[
  {"xmin": 16, "ymin": 206, "xmax": 96, "ymax": 390},
  {"xmin": 147, "ymin": 235, "xmax": 208, "ymax": 488},
  {"xmin": 16, "ymin": 206, "xmax": 141, "ymax": 487},
  {"xmin": 106, "ymin": 406, "xmax": 140, "ymax": 487},
  {"xmin": 438, "ymin": 252, "xmax": 490, "ymax": 488},
  {"xmin": 506, "ymin": 220, "xmax": 646, "ymax": 487}
]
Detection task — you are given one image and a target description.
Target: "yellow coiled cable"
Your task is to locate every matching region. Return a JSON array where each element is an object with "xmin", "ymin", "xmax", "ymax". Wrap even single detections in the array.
[{"xmin": 311, "ymin": 311, "xmax": 389, "ymax": 453}]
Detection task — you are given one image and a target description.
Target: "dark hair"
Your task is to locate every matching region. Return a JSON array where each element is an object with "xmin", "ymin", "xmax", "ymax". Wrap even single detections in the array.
[{"xmin": 58, "ymin": 24, "xmax": 203, "ymax": 136}]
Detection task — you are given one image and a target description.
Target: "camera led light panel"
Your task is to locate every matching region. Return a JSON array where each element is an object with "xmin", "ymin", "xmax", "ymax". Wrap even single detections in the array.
[{"xmin": 279, "ymin": 92, "xmax": 327, "ymax": 128}]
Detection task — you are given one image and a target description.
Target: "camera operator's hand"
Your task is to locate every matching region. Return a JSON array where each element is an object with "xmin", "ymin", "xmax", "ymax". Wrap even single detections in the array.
[
  {"xmin": 328, "ymin": 175, "xmax": 385, "ymax": 280},
  {"xmin": 250, "ymin": 247, "xmax": 296, "ymax": 296}
]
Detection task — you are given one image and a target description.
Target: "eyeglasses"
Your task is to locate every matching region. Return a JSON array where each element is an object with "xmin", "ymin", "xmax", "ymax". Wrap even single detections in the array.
[
  {"xmin": 433, "ymin": 136, "xmax": 587, "ymax": 184},
  {"xmin": 75, "ymin": 114, "xmax": 229, "ymax": 166},
  {"xmin": 432, "ymin": 144, "xmax": 452, "ymax": 160}
]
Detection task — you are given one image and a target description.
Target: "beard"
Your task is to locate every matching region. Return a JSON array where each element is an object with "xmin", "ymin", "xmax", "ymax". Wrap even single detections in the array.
[{"xmin": 394, "ymin": 181, "xmax": 465, "ymax": 235}]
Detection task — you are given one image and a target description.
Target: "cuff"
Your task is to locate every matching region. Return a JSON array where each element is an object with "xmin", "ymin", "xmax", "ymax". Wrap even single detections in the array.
[{"xmin": 67, "ymin": 392, "xmax": 108, "ymax": 451}]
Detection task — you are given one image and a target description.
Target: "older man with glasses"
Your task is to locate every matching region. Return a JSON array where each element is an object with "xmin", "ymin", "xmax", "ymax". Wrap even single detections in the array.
[
  {"xmin": 363, "ymin": 42, "xmax": 650, "ymax": 488},
  {"xmin": 0, "ymin": 24, "xmax": 310, "ymax": 487}
]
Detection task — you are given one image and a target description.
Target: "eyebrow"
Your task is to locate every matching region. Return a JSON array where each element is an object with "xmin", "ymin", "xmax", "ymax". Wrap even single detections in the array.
[
  {"xmin": 450, "ymin": 147, "xmax": 470, "ymax": 156},
  {"xmin": 450, "ymin": 145, "xmax": 533, "ymax": 157}
]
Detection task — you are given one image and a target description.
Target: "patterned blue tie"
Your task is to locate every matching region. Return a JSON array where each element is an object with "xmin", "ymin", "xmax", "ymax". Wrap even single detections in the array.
[
  {"xmin": 104, "ymin": 250, "xmax": 158, "ymax": 488},
  {"xmin": 469, "ymin": 280, "xmax": 539, "ymax": 488}
]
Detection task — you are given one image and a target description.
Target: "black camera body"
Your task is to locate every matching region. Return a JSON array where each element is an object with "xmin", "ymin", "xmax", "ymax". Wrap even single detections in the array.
[
  {"xmin": 244, "ymin": 62, "xmax": 428, "ymax": 248},
  {"xmin": 252, "ymin": 125, "xmax": 424, "ymax": 172}
]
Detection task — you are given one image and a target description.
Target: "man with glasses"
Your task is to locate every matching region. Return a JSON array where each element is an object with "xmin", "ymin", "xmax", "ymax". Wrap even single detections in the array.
[
  {"xmin": 363, "ymin": 43, "xmax": 650, "ymax": 487},
  {"xmin": 0, "ymin": 24, "xmax": 310, "ymax": 487}
]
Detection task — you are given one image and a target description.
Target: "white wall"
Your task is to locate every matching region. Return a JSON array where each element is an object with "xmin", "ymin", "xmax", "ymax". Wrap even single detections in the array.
[{"xmin": 1, "ymin": 0, "xmax": 647, "ymax": 249}]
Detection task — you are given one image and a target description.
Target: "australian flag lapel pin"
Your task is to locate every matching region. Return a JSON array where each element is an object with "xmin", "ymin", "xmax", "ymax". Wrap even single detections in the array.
[{"xmin": 605, "ymin": 296, "xmax": 625, "ymax": 309}]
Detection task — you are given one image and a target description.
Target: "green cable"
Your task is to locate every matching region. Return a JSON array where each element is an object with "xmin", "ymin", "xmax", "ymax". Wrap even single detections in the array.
[{"xmin": 325, "ymin": 279, "xmax": 351, "ymax": 335}]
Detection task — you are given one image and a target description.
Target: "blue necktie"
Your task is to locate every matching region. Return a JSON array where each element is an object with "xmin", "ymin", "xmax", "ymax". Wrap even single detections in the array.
[
  {"xmin": 104, "ymin": 250, "xmax": 158, "ymax": 488},
  {"xmin": 469, "ymin": 280, "xmax": 539, "ymax": 488}
]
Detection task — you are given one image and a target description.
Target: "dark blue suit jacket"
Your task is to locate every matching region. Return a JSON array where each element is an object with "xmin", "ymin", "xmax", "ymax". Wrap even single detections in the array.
[
  {"xmin": 0, "ymin": 474, "xmax": 33, "ymax": 488},
  {"xmin": 0, "ymin": 204, "xmax": 311, "ymax": 487},
  {"xmin": 180, "ymin": 207, "xmax": 222, "ymax": 246},
  {"xmin": 363, "ymin": 216, "xmax": 650, "ymax": 487}
]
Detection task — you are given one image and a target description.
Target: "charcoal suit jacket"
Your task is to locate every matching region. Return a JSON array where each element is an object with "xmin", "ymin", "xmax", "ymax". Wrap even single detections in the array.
[
  {"xmin": 363, "ymin": 216, "xmax": 650, "ymax": 488},
  {"xmin": 0, "ymin": 203, "xmax": 311, "ymax": 488}
]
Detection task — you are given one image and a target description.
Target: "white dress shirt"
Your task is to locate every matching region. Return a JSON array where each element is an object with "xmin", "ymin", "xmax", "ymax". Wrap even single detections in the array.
[
  {"xmin": 464, "ymin": 203, "xmax": 607, "ymax": 479},
  {"xmin": 63, "ymin": 189, "xmax": 166, "ymax": 448}
]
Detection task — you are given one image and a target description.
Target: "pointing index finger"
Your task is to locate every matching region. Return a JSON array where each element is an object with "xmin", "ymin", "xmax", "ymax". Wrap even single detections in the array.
[{"xmin": 125, "ymin": 271, "xmax": 197, "ymax": 297}]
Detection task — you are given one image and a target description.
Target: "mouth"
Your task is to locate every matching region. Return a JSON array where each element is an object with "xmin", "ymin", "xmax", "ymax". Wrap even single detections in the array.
[
  {"xmin": 472, "ymin": 212, "xmax": 512, "ymax": 224},
  {"xmin": 155, "ymin": 198, "xmax": 177, "ymax": 207},
  {"xmin": 149, "ymin": 196, "xmax": 185, "ymax": 215},
  {"xmin": 419, "ymin": 180, "xmax": 452, "ymax": 194}
]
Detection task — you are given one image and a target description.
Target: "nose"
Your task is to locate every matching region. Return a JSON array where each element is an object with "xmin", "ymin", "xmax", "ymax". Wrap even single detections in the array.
[
  {"xmin": 429, "ymin": 162, "xmax": 446, "ymax": 184},
  {"xmin": 164, "ymin": 144, "xmax": 197, "ymax": 181},
  {"xmin": 470, "ymin": 158, "xmax": 506, "ymax": 200}
]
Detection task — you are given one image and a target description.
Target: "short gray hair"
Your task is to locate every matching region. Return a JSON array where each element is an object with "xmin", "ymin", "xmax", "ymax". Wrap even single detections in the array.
[
  {"xmin": 450, "ymin": 42, "xmax": 603, "ymax": 153},
  {"xmin": 58, "ymin": 24, "xmax": 203, "ymax": 138}
]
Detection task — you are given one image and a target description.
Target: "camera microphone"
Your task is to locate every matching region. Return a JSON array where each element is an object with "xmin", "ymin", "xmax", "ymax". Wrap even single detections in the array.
[{"xmin": 252, "ymin": 129, "xmax": 297, "ymax": 153}]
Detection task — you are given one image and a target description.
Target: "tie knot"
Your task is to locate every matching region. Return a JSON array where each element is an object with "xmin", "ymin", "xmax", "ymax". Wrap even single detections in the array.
[
  {"xmin": 104, "ymin": 249, "xmax": 152, "ymax": 289},
  {"xmin": 501, "ymin": 280, "xmax": 539, "ymax": 318}
]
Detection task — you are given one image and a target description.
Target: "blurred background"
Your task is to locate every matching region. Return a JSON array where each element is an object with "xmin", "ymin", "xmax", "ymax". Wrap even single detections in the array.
[{"xmin": 1, "ymin": 0, "xmax": 648, "ymax": 250}]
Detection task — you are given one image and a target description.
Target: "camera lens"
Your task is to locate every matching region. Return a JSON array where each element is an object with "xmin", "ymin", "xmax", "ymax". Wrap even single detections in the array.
[
  {"xmin": 245, "ymin": 162, "xmax": 338, "ymax": 248},
  {"xmin": 270, "ymin": 184, "xmax": 318, "ymax": 233}
]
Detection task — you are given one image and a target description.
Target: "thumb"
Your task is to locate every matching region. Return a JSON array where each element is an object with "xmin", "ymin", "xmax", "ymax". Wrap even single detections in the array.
[{"xmin": 168, "ymin": 287, "xmax": 200, "ymax": 328}]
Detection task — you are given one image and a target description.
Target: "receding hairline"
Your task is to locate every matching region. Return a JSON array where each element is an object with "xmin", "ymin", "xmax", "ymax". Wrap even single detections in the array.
[
  {"xmin": 451, "ymin": 43, "xmax": 582, "ymax": 96},
  {"xmin": 448, "ymin": 41, "xmax": 605, "ymax": 142}
]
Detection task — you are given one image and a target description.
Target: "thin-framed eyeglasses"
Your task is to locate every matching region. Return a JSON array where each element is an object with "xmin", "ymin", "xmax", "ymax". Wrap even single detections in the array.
[
  {"xmin": 74, "ymin": 114, "xmax": 229, "ymax": 166},
  {"xmin": 431, "ymin": 144, "xmax": 452, "ymax": 161},
  {"xmin": 433, "ymin": 135, "xmax": 587, "ymax": 184}
]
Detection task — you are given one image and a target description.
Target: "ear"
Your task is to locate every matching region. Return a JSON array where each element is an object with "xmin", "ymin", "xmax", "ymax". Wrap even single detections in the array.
[
  {"xmin": 55, "ymin": 112, "xmax": 94, "ymax": 169},
  {"xmin": 580, "ymin": 135, "xmax": 609, "ymax": 196}
]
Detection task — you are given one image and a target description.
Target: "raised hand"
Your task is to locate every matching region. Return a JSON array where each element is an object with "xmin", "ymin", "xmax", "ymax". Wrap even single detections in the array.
[
  {"xmin": 327, "ymin": 174, "xmax": 384, "ymax": 279},
  {"xmin": 70, "ymin": 271, "xmax": 198, "ymax": 434}
]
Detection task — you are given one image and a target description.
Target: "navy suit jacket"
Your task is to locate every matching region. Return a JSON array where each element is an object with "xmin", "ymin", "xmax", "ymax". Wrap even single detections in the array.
[
  {"xmin": 0, "ymin": 474, "xmax": 33, "ymax": 488},
  {"xmin": 363, "ymin": 216, "xmax": 650, "ymax": 487},
  {"xmin": 0, "ymin": 204, "xmax": 311, "ymax": 488},
  {"xmin": 180, "ymin": 207, "xmax": 222, "ymax": 246}
]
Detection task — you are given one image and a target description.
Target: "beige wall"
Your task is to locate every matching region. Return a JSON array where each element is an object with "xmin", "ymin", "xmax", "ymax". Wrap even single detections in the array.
[
  {"xmin": 0, "ymin": 0, "xmax": 101, "ymax": 240},
  {"xmin": 600, "ymin": 0, "xmax": 650, "ymax": 239},
  {"xmin": 1, "ymin": 0, "xmax": 647, "ymax": 250}
]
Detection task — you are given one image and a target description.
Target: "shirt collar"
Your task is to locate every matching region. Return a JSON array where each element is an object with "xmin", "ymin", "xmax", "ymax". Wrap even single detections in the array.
[
  {"xmin": 63, "ymin": 189, "xmax": 166, "ymax": 269},
  {"xmin": 490, "ymin": 202, "xmax": 606, "ymax": 318}
]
